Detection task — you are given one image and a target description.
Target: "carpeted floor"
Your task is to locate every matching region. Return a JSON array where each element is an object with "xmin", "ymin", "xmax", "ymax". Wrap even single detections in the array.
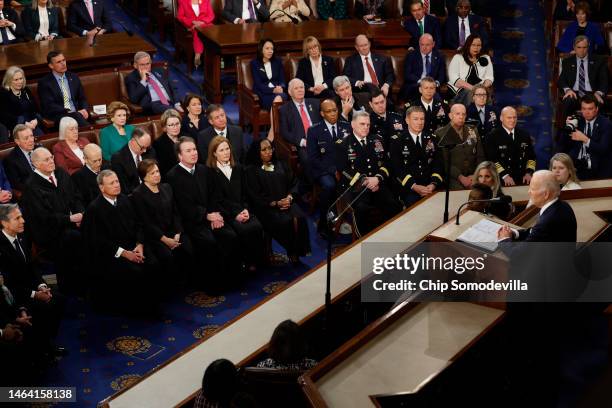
[{"xmin": 39, "ymin": 1, "xmax": 554, "ymax": 406}]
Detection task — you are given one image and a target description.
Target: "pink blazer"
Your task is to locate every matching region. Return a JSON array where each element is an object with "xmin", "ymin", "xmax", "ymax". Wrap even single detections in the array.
[
  {"xmin": 53, "ymin": 137, "xmax": 90, "ymax": 175},
  {"xmin": 177, "ymin": 0, "xmax": 215, "ymax": 28}
]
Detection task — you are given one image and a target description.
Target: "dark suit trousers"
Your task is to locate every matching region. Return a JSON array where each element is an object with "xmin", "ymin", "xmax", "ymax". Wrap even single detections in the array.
[
  {"xmin": 352, "ymin": 186, "xmax": 402, "ymax": 236},
  {"xmin": 29, "ymin": 290, "xmax": 66, "ymax": 349},
  {"xmin": 149, "ymin": 101, "xmax": 173, "ymax": 115},
  {"xmin": 148, "ymin": 234, "xmax": 194, "ymax": 291},
  {"xmin": 47, "ymin": 228, "xmax": 84, "ymax": 294},
  {"xmin": 316, "ymin": 174, "xmax": 336, "ymax": 229},
  {"xmin": 188, "ymin": 224, "xmax": 240, "ymax": 290}
]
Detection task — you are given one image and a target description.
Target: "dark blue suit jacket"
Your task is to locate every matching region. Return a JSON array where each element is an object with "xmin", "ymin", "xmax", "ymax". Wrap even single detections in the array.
[
  {"xmin": 343, "ymin": 53, "xmax": 395, "ymax": 89},
  {"xmin": 0, "ymin": 162, "xmax": 12, "ymax": 192},
  {"xmin": 565, "ymin": 115, "xmax": 612, "ymax": 179},
  {"xmin": 125, "ymin": 68, "xmax": 177, "ymax": 113},
  {"xmin": 307, "ymin": 120, "xmax": 351, "ymax": 179},
  {"xmin": 443, "ymin": 13, "xmax": 489, "ymax": 50},
  {"xmin": 402, "ymin": 15, "xmax": 442, "ymax": 49},
  {"xmin": 518, "ymin": 200, "xmax": 577, "ymax": 242},
  {"xmin": 67, "ymin": 0, "xmax": 112, "ymax": 35},
  {"xmin": 38, "ymin": 71, "xmax": 89, "ymax": 122},
  {"xmin": 295, "ymin": 56, "xmax": 336, "ymax": 98},
  {"xmin": 250, "ymin": 58, "xmax": 286, "ymax": 110},
  {"xmin": 400, "ymin": 49, "xmax": 447, "ymax": 99},
  {"xmin": 0, "ymin": 6, "xmax": 26, "ymax": 43},
  {"xmin": 467, "ymin": 103, "xmax": 498, "ymax": 139},
  {"xmin": 279, "ymin": 99, "xmax": 321, "ymax": 147},
  {"xmin": 22, "ymin": 6, "xmax": 60, "ymax": 39}
]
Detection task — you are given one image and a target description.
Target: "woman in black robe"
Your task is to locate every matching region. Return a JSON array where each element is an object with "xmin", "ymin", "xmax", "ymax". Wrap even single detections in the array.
[{"xmin": 246, "ymin": 139, "xmax": 310, "ymax": 263}]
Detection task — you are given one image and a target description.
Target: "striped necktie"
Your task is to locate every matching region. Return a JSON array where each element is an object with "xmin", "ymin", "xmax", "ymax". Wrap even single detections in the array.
[
  {"xmin": 60, "ymin": 76, "xmax": 71, "ymax": 110},
  {"xmin": 578, "ymin": 59, "xmax": 586, "ymax": 96}
]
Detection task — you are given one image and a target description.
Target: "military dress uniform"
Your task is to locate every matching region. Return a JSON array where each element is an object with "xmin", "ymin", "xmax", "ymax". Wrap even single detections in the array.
[
  {"xmin": 405, "ymin": 97, "xmax": 449, "ymax": 135},
  {"xmin": 335, "ymin": 133, "xmax": 402, "ymax": 235},
  {"xmin": 370, "ymin": 110, "xmax": 405, "ymax": 149},
  {"xmin": 485, "ymin": 127, "xmax": 536, "ymax": 184},
  {"xmin": 435, "ymin": 123, "xmax": 486, "ymax": 190},
  {"xmin": 306, "ymin": 120, "xmax": 352, "ymax": 230},
  {"xmin": 389, "ymin": 131, "xmax": 444, "ymax": 206}
]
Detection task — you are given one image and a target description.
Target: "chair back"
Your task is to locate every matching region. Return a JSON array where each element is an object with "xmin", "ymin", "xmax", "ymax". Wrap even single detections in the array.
[{"xmin": 240, "ymin": 366, "xmax": 308, "ymax": 408}]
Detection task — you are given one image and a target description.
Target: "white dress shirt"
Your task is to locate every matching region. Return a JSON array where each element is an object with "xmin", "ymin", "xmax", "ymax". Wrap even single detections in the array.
[
  {"xmin": 360, "ymin": 53, "xmax": 374, "ymax": 84},
  {"xmin": 217, "ymin": 161, "xmax": 233, "ymax": 180},
  {"xmin": 37, "ymin": 7, "xmax": 50, "ymax": 39},
  {"xmin": 0, "ymin": 10, "xmax": 17, "ymax": 43},
  {"xmin": 310, "ymin": 57, "xmax": 325, "ymax": 87}
]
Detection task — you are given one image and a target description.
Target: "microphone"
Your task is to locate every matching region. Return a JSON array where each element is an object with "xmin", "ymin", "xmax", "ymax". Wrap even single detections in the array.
[
  {"xmin": 269, "ymin": 9, "xmax": 300, "ymax": 24},
  {"xmin": 478, "ymin": 56, "xmax": 489, "ymax": 66},
  {"xmin": 455, "ymin": 195, "xmax": 512, "ymax": 225},
  {"xmin": 326, "ymin": 174, "xmax": 366, "ymax": 225},
  {"xmin": 116, "ymin": 21, "xmax": 134, "ymax": 36}
]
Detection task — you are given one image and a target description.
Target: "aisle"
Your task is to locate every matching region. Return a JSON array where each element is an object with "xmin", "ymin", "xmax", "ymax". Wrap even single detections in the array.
[{"xmin": 489, "ymin": 0, "xmax": 553, "ymax": 168}]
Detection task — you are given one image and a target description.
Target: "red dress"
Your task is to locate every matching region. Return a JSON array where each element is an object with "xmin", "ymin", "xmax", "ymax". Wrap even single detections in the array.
[{"xmin": 177, "ymin": 0, "xmax": 215, "ymax": 54}]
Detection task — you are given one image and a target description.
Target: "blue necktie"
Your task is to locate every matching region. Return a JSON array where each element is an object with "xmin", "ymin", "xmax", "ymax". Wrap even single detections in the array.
[
  {"xmin": 425, "ymin": 55, "xmax": 431, "ymax": 76},
  {"xmin": 0, "ymin": 12, "xmax": 10, "ymax": 44}
]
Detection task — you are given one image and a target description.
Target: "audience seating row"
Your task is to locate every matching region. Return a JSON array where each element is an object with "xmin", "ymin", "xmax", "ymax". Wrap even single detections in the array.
[{"xmin": 11, "ymin": 0, "xmax": 79, "ymax": 39}]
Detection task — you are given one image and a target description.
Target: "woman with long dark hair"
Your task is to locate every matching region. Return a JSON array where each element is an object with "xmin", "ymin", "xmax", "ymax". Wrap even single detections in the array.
[{"xmin": 447, "ymin": 34, "xmax": 494, "ymax": 105}]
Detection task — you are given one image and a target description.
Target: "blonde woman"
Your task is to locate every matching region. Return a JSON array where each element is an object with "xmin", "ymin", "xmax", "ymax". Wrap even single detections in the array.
[
  {"xmin": 472, "ymin": 161, "xmax": 513, "ymax": 219},
  {"xmin": 22, "ymin": 0, "xmax": 60, "ymax": 41},
  {"xmin": 295, "ymin": 36, "xmax": 336, "ymax": 99},
  {"xmin": 550, "ymin": 153, "xmax": 581, "ymax": 190},
  {"xmin": 0, "ymin": 66, "xmax": 43, "ymax": 135}
]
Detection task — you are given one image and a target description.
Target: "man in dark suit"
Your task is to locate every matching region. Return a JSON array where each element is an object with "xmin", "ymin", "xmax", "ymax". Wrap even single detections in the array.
[
  {"xmin": 0, "ymin": 0, "xmax": 25, "ymax": 44},
  {"xmin": 67, "ymin": 0, "xmax": 112, "ymax": 38},
  {"xmin": 72, "ymin": 143, "xmax": 104, "ymax": 207},
  {"xmin": 0, "ymin": 203, "xmax": 66, "ymax": 358},
  {"xmin": 402, "ymin": 0, "xmax": 442, "ymax": 50},
  {"xmin": 197, "ymin": 104, "xmax": 246, "ymax": 164},
  {"xmin": 110, "ymin": 127, "xmax": 156, "ymax": 195},
  {"xmin": 405, "ymin": 77, "xmax": 449, "ymax": 135},
  {"xmin": 279, "ymin": 78, "xmax": 321, "ymax": 183},
  {"xmin": 443, "ymin": 0, "xmax": 489, "ymax": 50},
  {"xmin": 125, "ymin": 51, "xmax": 182, "ymax": 116},
  {"xmin": 400, "ymin": 33, "xmax": 447, "ymax": 101},
  {"xmin": 81, "ymin": 170, "xmax": 161, "ymax": 311},
  {"xmin": 558, "ymin": 36, "xmax": 609, "ymax": 119},
  {"xmin": 343, "ymin": 35, "xmax": 395, "ymax": 98},
  {"xmin": 560, "ymin": 94, "xmax": 612, "ymax": 180},
  {"xmin": 166, "ymin": 137, "xmax": 240, "ymax": 291},
  {"xmin": 222, "ymin": 0, "xmax": 269, "ymax": 23},
  {"xmin": 307, "ymin": 99, "xmax": 351, "ymax": 236},
  {"xmin": 485, "ymin": 106, "xmax": 536, "ymax": 186},
  {"xmin": 38, "ymin": 51, "xmax": 90, "ymax": 127},
  {"xmin": 369, "ymin": 89, "xmax": 404, "ymax": 148},
  {"xmin": 333, "ymin": 75, "xmax": 370, "ymax": 122},
  {"xmin": 20, "ymin": 147, "xmax": 84, "ymax": 293},
  {"xmin": 4, "ymin": 125, "xmax": 35, "ymax": 192}
]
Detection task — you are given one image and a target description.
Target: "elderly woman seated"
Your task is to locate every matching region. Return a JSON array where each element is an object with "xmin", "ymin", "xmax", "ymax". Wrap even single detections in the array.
[
  {"xmin": 269, "ymin": 0, "xmax": 311, "ymax": 22},
  {"xmin": 53, "ymin": 116, "xmax": 90, "ymax": 175}
]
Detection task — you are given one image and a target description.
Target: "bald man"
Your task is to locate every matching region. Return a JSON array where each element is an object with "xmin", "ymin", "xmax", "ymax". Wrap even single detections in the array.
[
  {"xmin": 21, "ymin": 147, "xmax": 84, "ymax": 292},
  {"xmin": 400, "ymin": 34, "xmax": 447, "ymax": 100},
  {"xmin": 72, "ymin": 143, "xmax": 106, "ymax": 206},
  {"xmin": 498, "ymin": 170, "xmax": 576, "ymax": 242},
  {"xmin": 485, "ymin": 106, "xmax": 536, "ymax": 187},
  {"xmin": 435, "ymin": 103, "xmax": 485, "ymax": 189},
  {"xmin": 343, "ymin": 34, "xmax": 395, "ymax": 97}
]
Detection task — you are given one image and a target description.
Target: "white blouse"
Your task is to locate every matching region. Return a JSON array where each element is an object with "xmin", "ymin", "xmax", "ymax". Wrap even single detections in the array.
[
  {"xmin": 562, "ymin": 181, "xmax": 581, "ymax": 190},
  {"xmin": 72, "ymin": 146, "xmax": 85, "ymax": 164},
  {"xmin": 447, "ymin": 54, "xmax": 494, "ymax": 93},
  {"xmin": 264, "ymin": 61, "xmax": 274, "ymax": 87},
  {"xmin": 217, "ymin": 162, "xmax": 232, "ymax": 180},
  {"xmin": 310, "ymin": 57, "xmax": 324, "ymax": 86},
  {"xmin": 192, "ymin": 4, "xmax": 200, "ymax": 15},
  {"xmin": 37, "ymin": 7, "xmax": 50, "ymax": 39}
]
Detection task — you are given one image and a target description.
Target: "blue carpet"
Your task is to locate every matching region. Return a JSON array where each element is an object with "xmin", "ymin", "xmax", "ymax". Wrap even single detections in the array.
[
  {"xmin": 489, "ymin": 0, "xmax": 554, "ymax": 169},
  {"xmin": 41, "ymin": 1, "xmax": 553, "ymax": 406}
]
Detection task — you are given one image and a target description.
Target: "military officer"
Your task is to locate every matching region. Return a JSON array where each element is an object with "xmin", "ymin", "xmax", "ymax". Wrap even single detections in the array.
[
  {"xmin": 368, "ymin": 89, "xmax": 404, "ymax": 149},
  {"xmin": 335, "ymin": 111, "xmax": 402, "ymax": 236},
  {"xmin": 435, "ymin": 103, "xmax": 486, "ymax": 190},
  {"xmin": 405, "ymin": 76, "xmax": 449, "ymax": 135},
  {"xmin": 390, "ymin": 106, "xmax": 444, "ymax": 207},
  {"xmin": 485, "ymin": 106, "xmax": 536, "ymax": 186},
  {"xmin": 307, "ymin": 99, "xmax": 352, "ymax": 236}
]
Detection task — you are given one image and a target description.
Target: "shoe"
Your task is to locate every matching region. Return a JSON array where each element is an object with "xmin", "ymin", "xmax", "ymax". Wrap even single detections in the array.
[{"xmin": 52, "ymin": 346, "xmax": 69, "ymax": 357}]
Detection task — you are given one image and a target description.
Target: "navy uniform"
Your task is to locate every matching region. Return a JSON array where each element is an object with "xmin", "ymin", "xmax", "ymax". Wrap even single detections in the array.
[
  {"xmin": 467, "ymin": 103, "xmax": 499, "ymax": 146},
  {"xmin": 485, "ymin": 127, "xmax": 536, "ymax": 184},
  {"xmin": 306, "ymin": 120, "xmax": 352, "ymax": 231},
  {"xmin": 405, "ymin": 96, "xmax": 449, "ymax": 135},
  {"xmin": 389, "ymin": 131, "xmax": 444, "ymax": 207},
  {"xmin": 369, "ymin": 110, "xmax": 404, "ymax": 149},
  {"xmin": 335, "ymin": 133, "xmax": 402, "ymax": 235}
]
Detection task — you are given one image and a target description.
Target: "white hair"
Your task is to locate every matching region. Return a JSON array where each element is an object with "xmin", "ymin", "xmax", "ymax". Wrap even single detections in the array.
[{"xmin": 58, "ymin": 116, "xmax": 79, "ymax": 140}]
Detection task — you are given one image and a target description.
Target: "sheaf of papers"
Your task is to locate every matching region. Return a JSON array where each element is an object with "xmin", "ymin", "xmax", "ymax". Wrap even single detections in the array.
[{"xmin": 457, "ymin": 218, "xmax": 503, "ymax": 252}]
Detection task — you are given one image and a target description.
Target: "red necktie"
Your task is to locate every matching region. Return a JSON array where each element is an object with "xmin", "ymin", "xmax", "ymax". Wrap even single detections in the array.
[
  {"xmin": 49, "ymin": 175, "xmax": 57, "ymax": 187},
  {"xmin": 147, "ymin": 76, "xmax": 170, "ymax": 105},
  {"xmin": 299, "ymin": 104, "xmax": 310, "ymax": 133},
  {"xmin": 423, "ymin": 0, "xmax": 430, "ymax": 13},
  {"xmin": 364, "ymin": 57, "xmax": 379, "ymax": 87}
]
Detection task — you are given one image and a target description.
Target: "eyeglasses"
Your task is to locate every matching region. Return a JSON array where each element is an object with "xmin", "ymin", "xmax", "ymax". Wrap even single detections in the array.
[{"xmin": 134, "ymin": 138, "xmax": 148, "ymax": 152}]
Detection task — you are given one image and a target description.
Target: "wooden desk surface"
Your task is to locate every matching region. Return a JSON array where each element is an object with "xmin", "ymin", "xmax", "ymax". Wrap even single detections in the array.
[
  {"xmin": 197, "ymin": 19, "xmax": 409, "ymax": 53},
  {"xmin": 102, "ymin": 180, "xmax": 612, "ymax": 408},
  {"xmin": 0, "ymin": 33, "xmax": 155, "ymax": 79},
  {"xmin": 314, "ymin": 302, "xmax": 504, "ymax": 408}
]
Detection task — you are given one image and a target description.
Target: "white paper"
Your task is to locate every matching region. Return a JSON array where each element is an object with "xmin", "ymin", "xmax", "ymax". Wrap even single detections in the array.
[
  {"xmin": 457, "ymin": 218, "xmax": 503, "ymax": 252},
  {"xmin": 93, "ymin": 105, "xmax": 107, "ymax": 115}
]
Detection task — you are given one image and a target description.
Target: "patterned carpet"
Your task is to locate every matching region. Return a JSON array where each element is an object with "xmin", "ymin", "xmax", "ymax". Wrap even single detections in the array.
[{"xmin": 39, "ymin": 1, "xmax": 553, "ymax": 406}]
